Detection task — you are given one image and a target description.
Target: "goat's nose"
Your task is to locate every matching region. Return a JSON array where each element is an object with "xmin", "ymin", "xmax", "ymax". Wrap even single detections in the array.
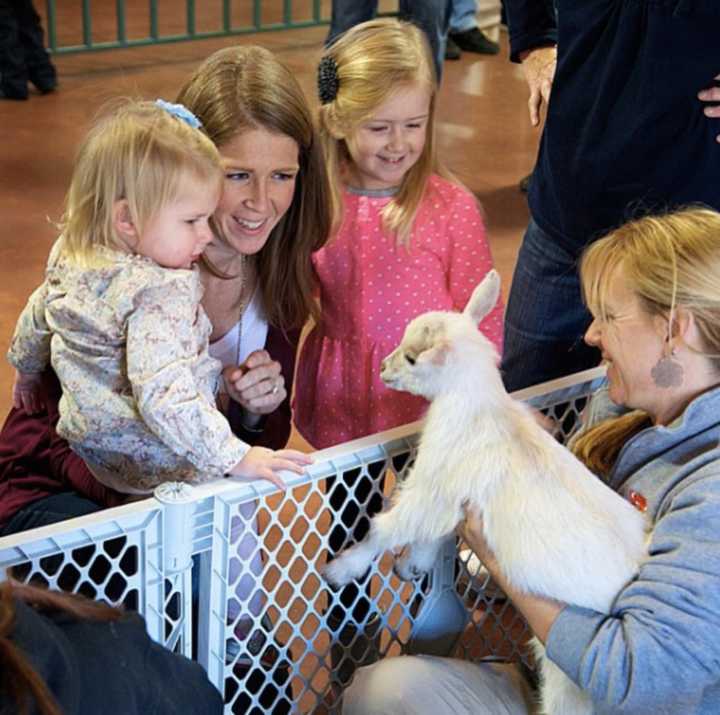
[{"xmin": 380, "ymin": 358, "xmax": 388, "ymax": 372}]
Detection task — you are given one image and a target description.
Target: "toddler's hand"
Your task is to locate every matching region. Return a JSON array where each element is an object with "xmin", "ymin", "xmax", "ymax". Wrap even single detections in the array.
[
  {"xmin": 12, "ymin": 370, "xmax": 45, "ymax": 414},
  {"xmin": 228, "ymin": 446, "xmax": 313, "ymax": 491}
]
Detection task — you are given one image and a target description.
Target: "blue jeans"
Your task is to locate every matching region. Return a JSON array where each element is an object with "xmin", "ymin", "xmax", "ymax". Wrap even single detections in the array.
[
  {"xmin": 449, "ymin": 0, "xmax": 478, "ymax": 33},
  {"xmin": 500, "ymin": 218, "xmax": 600, "ymax": 392},
  {"xmin": 326, "ymin": 0, "xmax": 450, "ymax": 82}
]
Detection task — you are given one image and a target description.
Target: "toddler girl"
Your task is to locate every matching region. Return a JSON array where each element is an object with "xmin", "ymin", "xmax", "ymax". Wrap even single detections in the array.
[
  {"xmin": 8, "ymin": 99, "xmax": 309, "ymax": 495},
  {"xmin": 294, "ymin": 18, "xmax": 504, "ymax": 449}
]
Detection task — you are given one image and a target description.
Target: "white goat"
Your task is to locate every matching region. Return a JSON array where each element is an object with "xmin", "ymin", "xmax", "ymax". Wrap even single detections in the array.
[{"xmin": 323, "ymin": 270, "xmax": 647, "ymax": 715}]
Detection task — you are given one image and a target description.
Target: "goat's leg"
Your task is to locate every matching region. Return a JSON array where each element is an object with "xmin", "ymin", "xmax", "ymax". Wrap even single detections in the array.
[
  {"xmin": 393, "ymin": 539, "xmax": 442, "ymax": 581},
  {"xmin": 323, "ymin": 515, "xmax": 392, "ymax": 587},
  {"xmin": 323, "ymin": 488, "xmax": 428, "ymax": 587}
]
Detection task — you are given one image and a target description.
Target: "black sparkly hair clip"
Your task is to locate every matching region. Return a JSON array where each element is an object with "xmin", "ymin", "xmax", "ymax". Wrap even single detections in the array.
[{"xmin": 317, "ymin": 55, "xmax": 340, "ymax": 105}]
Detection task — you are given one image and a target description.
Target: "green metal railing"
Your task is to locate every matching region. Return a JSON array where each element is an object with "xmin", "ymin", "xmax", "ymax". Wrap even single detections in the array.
[{"xmin": 45, "ymin": 0, "xmax": 330, "ymax": 55}]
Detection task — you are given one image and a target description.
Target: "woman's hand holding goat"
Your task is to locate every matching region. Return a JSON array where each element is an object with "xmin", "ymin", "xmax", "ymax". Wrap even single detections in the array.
[{"xmin": 458, "ymin": 505, "xmax": 563, "ymax": 644}]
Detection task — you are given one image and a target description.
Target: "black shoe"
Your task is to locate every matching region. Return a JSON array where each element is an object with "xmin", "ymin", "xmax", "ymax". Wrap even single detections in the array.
[
  {"xmin": 29, "ymin": 67, "xmax": 57, "ymax": 95},
  {"xmin": 444, "ymin": 35, "xmax": 462, "ymax": 61},
  {"xmin": 225, "ymin": 613, "xmax": 294, "ymax": 714},
  {"xmin": 449, "ymin": 27, "xmax": 500, "ymax": 55},
  {"xmin": 318, "ymin": 613, "xmax": 382, "ymax": 713},
  {"xmin": 31, "ymin": 77, "xmax": 57, "ymax": 94},
  {"xmin": 0, "ymin": 83, "xmax": 29, "ymax": 100}
]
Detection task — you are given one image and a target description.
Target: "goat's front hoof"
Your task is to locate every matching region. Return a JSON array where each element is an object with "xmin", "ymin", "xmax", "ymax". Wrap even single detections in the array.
[
  {"xmin": 323, "ymin": 548, "xmax": 375, "ymax": 587},
  {"xmin": 393, "ymin": 555, "xmax": 427, "ymax": 582},
  {"xmin": 322, "ymin": 559, "xmax": 353, "ymax": 589}
]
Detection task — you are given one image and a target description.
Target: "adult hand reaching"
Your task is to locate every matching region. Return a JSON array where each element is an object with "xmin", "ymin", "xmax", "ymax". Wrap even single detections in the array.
[
  {"xmin": 520, "ymin": 46, "xmax": 557, "ymax": 127},
  {"xmin": 698, "ymin": 74, "xmax": 720, "ymax": 144}
]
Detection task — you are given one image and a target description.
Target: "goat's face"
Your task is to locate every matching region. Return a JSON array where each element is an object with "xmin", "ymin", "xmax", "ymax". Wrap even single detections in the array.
[
  {"xmin": 380, "ymin": 270, "xmax": 502, "ymax": 400},
  {"xmin": 380, "ymin": 313, "xmax": 460, "ymax": 398},
  {"xmin": 380, "ymin": 312, "xmax": 485, "ymax": 400}
]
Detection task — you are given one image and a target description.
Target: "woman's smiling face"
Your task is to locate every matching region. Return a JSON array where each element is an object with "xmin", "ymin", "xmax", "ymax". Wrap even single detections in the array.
[
  {"xmin": 214, "ymin": 127, "xmax": 300, "ymax": 256},
  {"xmin": 584, "ymin": 265, "xmax": 668, "ymax": 415}
]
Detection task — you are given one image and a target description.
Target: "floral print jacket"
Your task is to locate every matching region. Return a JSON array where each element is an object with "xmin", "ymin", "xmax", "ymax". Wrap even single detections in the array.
[{"xmin": 7, "ymin": 240, "xmax": 249, "ymax": 494}]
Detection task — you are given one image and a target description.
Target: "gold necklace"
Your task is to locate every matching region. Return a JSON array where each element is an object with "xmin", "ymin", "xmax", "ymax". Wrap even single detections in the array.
[
  {"xmin": 217, "ymin": 256, "xmax": 249, "ymax": 415},
  {"xmin": 234, "ymin": 255, "xmax": 249, "ymax": 368}
]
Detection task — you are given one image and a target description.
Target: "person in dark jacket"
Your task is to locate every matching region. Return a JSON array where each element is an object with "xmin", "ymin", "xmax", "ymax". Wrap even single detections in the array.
[
  {"xmin": 500, "ymin": 0, "xmax": 720, "ymax": 392},
  {"xmin": 0, "ymin": 577, "xmax": 223, "ymax": 714}
]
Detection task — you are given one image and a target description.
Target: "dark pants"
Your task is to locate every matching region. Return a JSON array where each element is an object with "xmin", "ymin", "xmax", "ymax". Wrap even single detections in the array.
[
  {"xmin": 0, "ymin": 493, "xmax": 125, "ymax": 605},
  {"xmin": 0, "ymin": 492, "xmax": 102, "ymax": 536},
  {"xmin": 0, "ymin": 0, "xmax": 56, "ymax": 96},
  {"xmin": 500, "ymin": 217, "xmax": 600, "ymax": 392},
  {"xmin": 326, "ymin": 0, "xmax": 450, "ymax": 82}
]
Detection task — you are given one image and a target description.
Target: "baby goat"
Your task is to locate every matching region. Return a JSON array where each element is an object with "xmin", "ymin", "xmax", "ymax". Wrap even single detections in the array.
[{"xmin": 323, "ymin": 270, "xmax": 647, "ymax": 715}]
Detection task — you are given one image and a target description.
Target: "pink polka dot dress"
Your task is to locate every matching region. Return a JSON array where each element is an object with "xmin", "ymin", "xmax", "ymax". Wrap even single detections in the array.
[{"xmin": 294, "ymin": 175, "xmax": 504, "ymax": 449}]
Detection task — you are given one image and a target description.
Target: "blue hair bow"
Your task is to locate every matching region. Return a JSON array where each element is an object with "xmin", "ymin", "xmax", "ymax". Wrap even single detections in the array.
[{"xmin": 155, "ymin": 99, "xmax": 202, "ymax": 129}]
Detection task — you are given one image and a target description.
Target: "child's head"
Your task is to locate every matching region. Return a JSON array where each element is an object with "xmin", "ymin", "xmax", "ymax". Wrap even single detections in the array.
[
  {"xmin": 317, "ymin": 18, "xmax": 439, "ymax": 242},
  {"xmin": 62, "ymin": 99, "xmax": 222, "ymax": 269}
]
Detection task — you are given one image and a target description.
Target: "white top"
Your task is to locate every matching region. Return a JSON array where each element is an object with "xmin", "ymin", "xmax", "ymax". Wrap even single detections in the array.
[{"xmin": 210, "ymin": 288, "xmax": 269, "ymax": 394}]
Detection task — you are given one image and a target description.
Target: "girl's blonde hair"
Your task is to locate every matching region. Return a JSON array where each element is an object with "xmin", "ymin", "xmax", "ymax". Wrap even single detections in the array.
[
  {"xmin": 319, "ymin": 18, "xmax": 445, "ymax": 245},
  {"xmin": 61, "ymin": 100, "xmax": 221, "ymax": 266},
  {"xmin": 176, "ymin": 45, "xmax": 332, "ymax": 330},
  {"xmin": 573, "ymin": 207, "xmax": 720, "ymax": 476}
]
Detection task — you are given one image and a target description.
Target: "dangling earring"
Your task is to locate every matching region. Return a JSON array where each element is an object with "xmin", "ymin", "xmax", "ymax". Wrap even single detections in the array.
[{"xmin": 651, "ymin": 344, "xmax": 684, "ymax": 388}]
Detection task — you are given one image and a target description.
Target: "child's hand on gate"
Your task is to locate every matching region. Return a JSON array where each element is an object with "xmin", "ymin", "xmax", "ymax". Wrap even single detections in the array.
[
  {"xmin": 12, "ymin": 370, "xmax": 45, "ymax": 415},
  {"xmin": 228, "ymin": 446, "xmax": 312, "ymax": 491}
]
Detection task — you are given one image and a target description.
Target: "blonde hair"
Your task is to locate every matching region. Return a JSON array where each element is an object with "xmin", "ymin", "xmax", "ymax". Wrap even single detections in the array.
[
  {"xmin": 176, "ymin": 45, "xmax": 331, "ymax": 330},
  {"xmin": 61, "ymin": 99, "xmax": 221, "ymax": 267},
  {"xmin": 573, "ymin": 207, "xmax": 720, "ymax": 475},
  {"xmin": 319, "ymin": 18, "xmax": 447, "ymax": 245}
]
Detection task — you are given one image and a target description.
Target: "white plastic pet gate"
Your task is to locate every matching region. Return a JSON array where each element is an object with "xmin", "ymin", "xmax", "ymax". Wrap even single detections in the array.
[{"xmin": 0, "ymin": 368, "xmax": 605, "ymax": 713}]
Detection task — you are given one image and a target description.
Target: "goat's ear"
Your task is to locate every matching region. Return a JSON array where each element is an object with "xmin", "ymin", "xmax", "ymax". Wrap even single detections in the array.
[
  {"xmin": 417, "ymin": 339, "xmax": 452, "ymax": 367},
  {"xmin": 464, "ymin": 270, "xmax": 501, "ymax": 323}
]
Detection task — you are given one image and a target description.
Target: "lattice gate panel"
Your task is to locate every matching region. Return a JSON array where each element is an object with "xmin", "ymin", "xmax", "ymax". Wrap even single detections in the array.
[
  {"xmin": 0, "ymin": 504, "xmax": 167, "ymax": 643},
  {"xmin": 199, "ymin": 438, "xmax": 444, "ymax": 714}
]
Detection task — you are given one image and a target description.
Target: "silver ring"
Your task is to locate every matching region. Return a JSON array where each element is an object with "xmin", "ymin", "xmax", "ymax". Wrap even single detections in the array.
[{"xmin": 271, "ymin": 383, "xmax": 280, "ymax": 395}]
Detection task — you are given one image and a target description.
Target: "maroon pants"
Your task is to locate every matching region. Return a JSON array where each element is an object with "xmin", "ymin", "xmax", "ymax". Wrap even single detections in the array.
[{"xmin": 0, "ymin": 370, "xmax": 124, "ymax": 530}]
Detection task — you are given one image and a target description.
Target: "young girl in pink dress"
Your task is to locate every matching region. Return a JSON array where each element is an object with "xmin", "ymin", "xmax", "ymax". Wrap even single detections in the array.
[{"xmin": 294, "ymin": 18, "xmax": 503, "ymax": 449}]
